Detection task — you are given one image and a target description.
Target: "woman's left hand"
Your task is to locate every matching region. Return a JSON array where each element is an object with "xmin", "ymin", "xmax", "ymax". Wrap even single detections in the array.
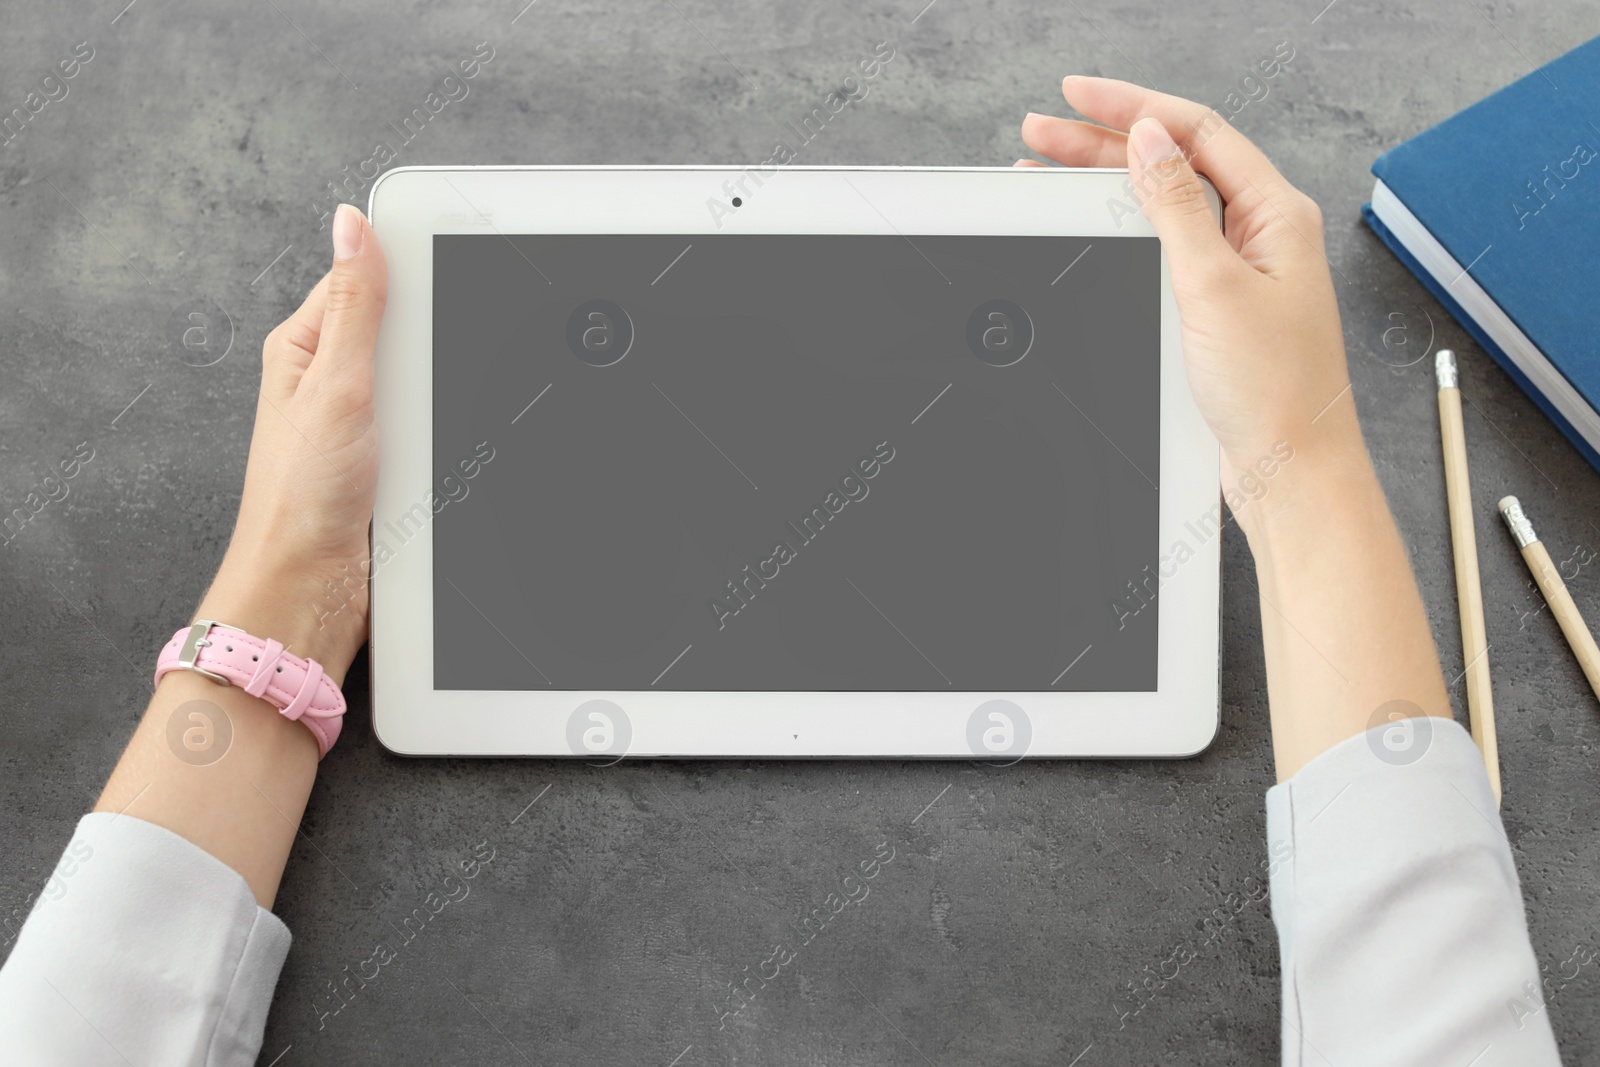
[{"xmin": 196, "ymin": 204, "xmax": 388, "ymax": 684}]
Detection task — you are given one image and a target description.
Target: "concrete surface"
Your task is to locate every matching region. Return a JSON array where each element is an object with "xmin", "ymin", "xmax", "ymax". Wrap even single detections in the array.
[{"xmin": 3, "ymin": 0, "xmax": 1600, "ymax": 1063}]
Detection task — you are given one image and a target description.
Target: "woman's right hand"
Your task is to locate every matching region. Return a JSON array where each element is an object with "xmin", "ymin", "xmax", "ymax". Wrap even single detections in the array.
[
  {"xmin": 1020, "ymin": 77, "xmax": 1363, "ymax": 518},
  {"xmin": 1023, "ymin": 80, "xmax": 1458, "ymax": 782}
]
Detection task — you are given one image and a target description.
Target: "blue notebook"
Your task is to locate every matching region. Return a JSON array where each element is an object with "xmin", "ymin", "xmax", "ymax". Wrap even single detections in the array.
[{"xmin": 1362, "ymin": 34, "xmax": 1600, "ymax": 473}]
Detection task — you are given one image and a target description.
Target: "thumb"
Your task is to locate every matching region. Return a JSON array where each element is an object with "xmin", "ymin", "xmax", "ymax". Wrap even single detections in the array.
[
  {"xmin": 1126, "ymin": 117, "xmax": 1235, "ymax": 284},
  {"xmin": 306, "ymin": 204, "xmax": 388, "ymax": 397}
]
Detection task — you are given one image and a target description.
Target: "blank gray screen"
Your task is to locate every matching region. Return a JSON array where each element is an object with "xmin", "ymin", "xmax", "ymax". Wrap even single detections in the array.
[{"xmin": 427, "ymin": 233, "xmax": 1159, "ymax": 691}]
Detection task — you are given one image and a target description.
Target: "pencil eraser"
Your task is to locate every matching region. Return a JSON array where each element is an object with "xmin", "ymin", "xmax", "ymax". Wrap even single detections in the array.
[
  {"xmin": 1499, "ymin": 496, "xmax": 1537, "ymax": 547},
  {"xmin": 1435, "ymin": 349, "xmax": 1458, "ymax": 390}
]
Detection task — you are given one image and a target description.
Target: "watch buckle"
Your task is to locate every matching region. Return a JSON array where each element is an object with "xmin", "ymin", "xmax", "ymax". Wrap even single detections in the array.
[{"xmin": 177, "ymin": 619, "xmax": 233, "ymax": 686}]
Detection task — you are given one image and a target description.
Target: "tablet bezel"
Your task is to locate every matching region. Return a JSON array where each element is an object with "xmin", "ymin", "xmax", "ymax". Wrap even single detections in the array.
[{"xmin": 367, "ymin": 166, "xmax": 1222, "ymax": 758}]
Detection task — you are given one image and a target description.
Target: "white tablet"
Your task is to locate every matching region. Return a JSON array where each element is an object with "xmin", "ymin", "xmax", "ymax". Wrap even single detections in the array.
[{"xmin": 367, "ymin": 166, "xmax": 1222, "ymax": 759}]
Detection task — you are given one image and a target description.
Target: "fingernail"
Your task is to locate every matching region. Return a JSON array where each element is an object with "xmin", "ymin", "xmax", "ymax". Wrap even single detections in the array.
[
  {"xmin": 333, "ymin": 204, "xmax": 363, "ymax": 260},
  {"xmin": 1129, "ymin": 117, "xmax": 1180, "ymax": 164}
]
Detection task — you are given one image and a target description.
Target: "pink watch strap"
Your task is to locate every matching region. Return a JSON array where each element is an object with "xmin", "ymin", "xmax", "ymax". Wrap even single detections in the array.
[{"xmin": 154, "ymin": 620, "xmax": 345, "ymax": 758}]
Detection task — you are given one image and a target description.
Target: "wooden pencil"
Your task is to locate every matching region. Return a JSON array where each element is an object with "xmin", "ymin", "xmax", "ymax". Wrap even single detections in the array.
[
  {"xmin": 1499, "ymin": 495, "xmax": 1600, "ymax": 704},
  {"xmin": 1436, "ymin": 350, "xmax": 1501, "ymax": 805}
]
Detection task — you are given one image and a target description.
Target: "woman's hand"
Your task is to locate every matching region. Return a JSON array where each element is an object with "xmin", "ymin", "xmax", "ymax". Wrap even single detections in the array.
[
  {"xmin": 1021, "ymin": 77, "xmax": 1362, "ymax": 526},
  {"xmin": 92, "ymin": 206, "xmax": 389, "ymax": 904},
  {"xmin": 1023, "ymin": 77, "xmax": 1452, "ymax": 779},
  {"xmin": 196, "ymin": 204, "xmax": 387, "ymax": 684}
]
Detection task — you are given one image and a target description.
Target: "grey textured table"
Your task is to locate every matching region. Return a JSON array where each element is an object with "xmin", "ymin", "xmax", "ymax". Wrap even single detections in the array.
[{"xmin": 3, "ymin": 1, "xmax": 1599, "ymax": 1063}]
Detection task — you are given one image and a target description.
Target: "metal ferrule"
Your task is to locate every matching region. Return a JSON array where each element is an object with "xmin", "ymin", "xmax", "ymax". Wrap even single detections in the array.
[
  {"xmin": 1498, "ymin": 496, "xmax": 1538, "ymax": 549},
  {"xmin": 1435, "ymin": 349, "xmax": 1458, "ymax": 391}
]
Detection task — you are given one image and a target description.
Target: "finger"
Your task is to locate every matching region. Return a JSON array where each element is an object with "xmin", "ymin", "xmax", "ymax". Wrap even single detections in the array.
[
  {"xmin": 301, "ymin": 204, "xmax": 388, "ymax": 404},
  {"xmin": 1013, "ymin": 159, "xmax": 1048, "ymax": 168},
  {"xmin": 261, "ymin": 273, "xmax": 331, "ymax": 401},
  {"xmin": 277, "ymin": 274, "xmax": 331, "ymax": 358},
  {"xmin": 1021, "ymin": 113, "xmax": 1128, "ymax": 169},
  {"xmin": 1063, "ymin": 76, "xmax": 1290, "ymax": 204},
  {"xmin": 1126, "ymin": 117, "xmax": 1238, "ymax": 286}
]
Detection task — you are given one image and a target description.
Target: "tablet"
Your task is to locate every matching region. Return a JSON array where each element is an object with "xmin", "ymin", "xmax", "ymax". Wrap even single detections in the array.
[{"xmin": 367, "ymin": 166, "xmax": 1222, "ymax": 759}]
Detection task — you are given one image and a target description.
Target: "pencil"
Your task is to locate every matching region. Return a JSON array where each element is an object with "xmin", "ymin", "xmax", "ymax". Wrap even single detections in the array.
[
  {"xmin": 1498, "ymin": 496, "xmax": 1600, "ymax": 704},
  {"xmin": 1436, "ymin": 350, "xmax": 1501, "ymax": 804}
]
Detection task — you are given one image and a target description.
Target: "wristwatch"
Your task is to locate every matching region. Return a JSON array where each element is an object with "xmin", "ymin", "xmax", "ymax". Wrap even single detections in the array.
[{"xmin": 154, "ymin": 620, "xmax": 346, "ymax": 758}]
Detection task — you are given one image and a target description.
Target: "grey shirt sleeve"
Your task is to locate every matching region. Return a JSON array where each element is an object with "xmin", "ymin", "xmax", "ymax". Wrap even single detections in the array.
[
  {"xmin": 0, "ymin": 812, "xmax": 291, "ymax": 1067},
  {"xmin": 1267, "ymin": 718, "xmax": 1562, "ymax": 1066}
]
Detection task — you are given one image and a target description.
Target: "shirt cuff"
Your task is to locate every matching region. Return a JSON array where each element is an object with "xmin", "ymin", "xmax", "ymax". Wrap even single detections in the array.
[
  {"xmin": 1265, "ymin": 717, "xmax": 1560, "ymax": 1067},
  {"xmin": 0, "ymin": 812, "xmax": 291, "ymax": 1067}
]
